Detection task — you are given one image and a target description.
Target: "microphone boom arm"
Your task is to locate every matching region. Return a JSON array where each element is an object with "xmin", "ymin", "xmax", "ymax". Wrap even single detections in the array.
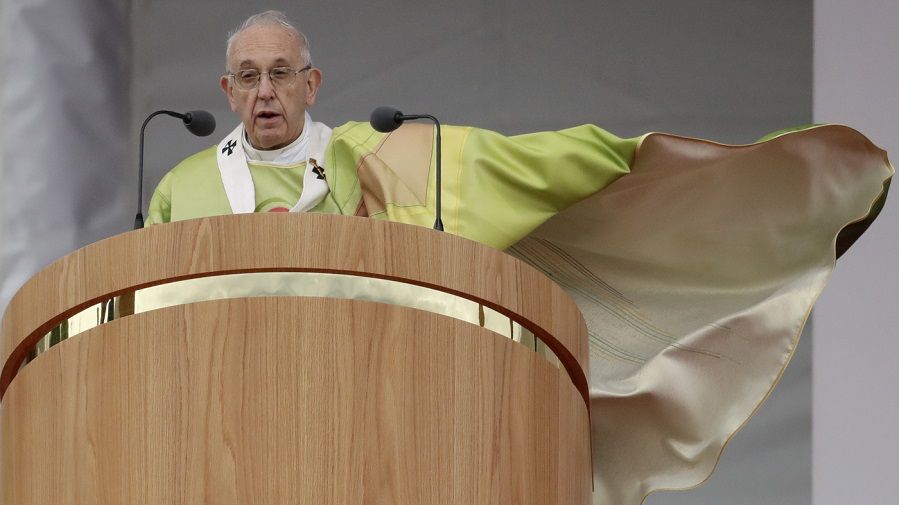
[
  {"xmin": 400, "ymin": 114, "xmax": 443, "ymax": 231},
  {"xmin": 135, "ymin": 109, "xmax": 216, "ymax": 229}
]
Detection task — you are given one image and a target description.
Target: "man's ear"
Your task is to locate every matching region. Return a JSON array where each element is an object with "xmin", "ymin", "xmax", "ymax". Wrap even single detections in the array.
[
  {"xmin": 220, "ymin": 75, "xmax": 238, "ymax": 112},
  {"xmin": 304, "ymin": 68, "xmax": 323, "ymax": 107}
]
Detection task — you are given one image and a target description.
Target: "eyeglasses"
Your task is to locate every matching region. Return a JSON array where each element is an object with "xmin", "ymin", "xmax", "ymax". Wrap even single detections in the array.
[{"xmin": 226, "ymin": 65, "xmax": 312, "ymax": 91}]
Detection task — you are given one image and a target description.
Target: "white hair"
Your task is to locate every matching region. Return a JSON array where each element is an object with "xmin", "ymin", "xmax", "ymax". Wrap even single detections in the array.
[{"xmin": 225, "ymin": 10, "xmax": 312, "ymax": 70}]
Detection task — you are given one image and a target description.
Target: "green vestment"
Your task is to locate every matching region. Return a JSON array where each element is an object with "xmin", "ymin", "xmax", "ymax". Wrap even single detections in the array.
[{"xmin": 148, "ymin": 121, "xmax": 638, "ymax": 250}]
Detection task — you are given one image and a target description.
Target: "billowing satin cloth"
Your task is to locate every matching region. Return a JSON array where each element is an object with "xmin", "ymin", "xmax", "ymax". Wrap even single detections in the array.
[{"xmin": 507, "ymin": 125, "xmax": 892, "ymax": 504}]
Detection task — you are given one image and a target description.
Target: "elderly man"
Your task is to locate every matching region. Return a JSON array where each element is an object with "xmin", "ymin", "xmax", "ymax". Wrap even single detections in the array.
[
  {"xmin": 147, "ymin": 11, "xmax": 334, "ymax": 222},
  {"xmin": 146, "ymin": 10, "xmax": 892, "ymax": 505}
]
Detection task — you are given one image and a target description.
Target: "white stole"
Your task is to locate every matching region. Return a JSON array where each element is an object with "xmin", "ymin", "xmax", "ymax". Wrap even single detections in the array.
[{"xmin": 215, "ymin": 112, "xmax": 333, "ymax": 214}]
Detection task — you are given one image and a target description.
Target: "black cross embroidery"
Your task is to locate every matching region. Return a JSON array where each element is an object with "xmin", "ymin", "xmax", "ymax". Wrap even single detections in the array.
[
  {"xmin": 222, "ymin": 139, "xmax": 237, "ymax": 156},
  {"xmin": 310, "ymin": 158, "xmax": 326, "ymax": 180}
]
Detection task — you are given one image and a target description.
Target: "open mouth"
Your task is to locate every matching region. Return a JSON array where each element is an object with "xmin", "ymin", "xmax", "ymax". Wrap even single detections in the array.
[{"xmin": 256, "ymin": 111, "xmax": 282, "ymax": 121}]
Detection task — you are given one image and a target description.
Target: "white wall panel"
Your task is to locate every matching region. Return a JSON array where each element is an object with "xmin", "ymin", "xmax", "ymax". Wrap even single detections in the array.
[
  {"xmin": 813, "ymin": 2, "xmax": 899, "ymax": 504},
  {"xmin": 0, "ymin": 0, "xmax": 131, "ymax": 311}
]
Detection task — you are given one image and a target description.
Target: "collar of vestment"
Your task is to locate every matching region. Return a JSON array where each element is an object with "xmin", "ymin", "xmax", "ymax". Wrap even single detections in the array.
[
  {"xmin": 216, "ymin": 111, "xmax": 333, "ymax": 214},
  {"xmin": 241, "ymin": 121, "xmax": 309, "ymax": 163}
]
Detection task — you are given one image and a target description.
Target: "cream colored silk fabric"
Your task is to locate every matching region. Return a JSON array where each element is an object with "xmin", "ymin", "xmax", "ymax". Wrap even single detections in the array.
[{"xmin": 508, "ymin": 125, "xmax": 893, "ymax": 504}]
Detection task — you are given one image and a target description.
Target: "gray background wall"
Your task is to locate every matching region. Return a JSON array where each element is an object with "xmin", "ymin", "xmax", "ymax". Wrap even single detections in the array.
[{"xmin": 132, "ymin": 0, "xmax": 814, "ymax": 191}]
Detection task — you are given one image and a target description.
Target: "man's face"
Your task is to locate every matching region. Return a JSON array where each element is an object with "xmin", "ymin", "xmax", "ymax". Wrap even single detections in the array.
[{"xmin": 220, "ymin": 25, "xmax": 322, "ymax": 150}]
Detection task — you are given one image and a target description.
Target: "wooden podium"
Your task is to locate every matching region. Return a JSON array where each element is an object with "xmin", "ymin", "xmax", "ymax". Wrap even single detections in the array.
[{"xmin": 0, "ymin": 214, "xmax": 591, "ymax": 504}]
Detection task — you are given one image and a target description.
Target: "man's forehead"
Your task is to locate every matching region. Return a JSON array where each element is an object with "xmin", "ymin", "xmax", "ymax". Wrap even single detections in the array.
[{"xmin": 228, "ymin": 25, "xmax": 303, "ymax": 67}]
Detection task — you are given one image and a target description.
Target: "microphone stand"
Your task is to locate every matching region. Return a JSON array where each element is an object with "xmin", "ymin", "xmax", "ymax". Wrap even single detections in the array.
[
  {"xmin": 136, "ymin": 110, "xmax": 180, "ymax": 229},
  {"xmin": 135, "ymin": 110, "xmax": 215, "ymax": 229},
  {"xmin": 400, "ymin": 114, "xmax": 443, "ymax": 231}
]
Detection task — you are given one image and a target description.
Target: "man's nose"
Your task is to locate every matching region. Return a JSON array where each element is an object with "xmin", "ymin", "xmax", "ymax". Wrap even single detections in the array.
[{"xmin": 257, "ymin": 73, "xmax": 276, "ymax": 98}]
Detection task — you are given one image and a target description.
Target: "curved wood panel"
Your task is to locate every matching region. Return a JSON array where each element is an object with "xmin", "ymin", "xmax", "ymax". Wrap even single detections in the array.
[
  {"xmin": 1, "ymin": 215, "xmax": 588, "ymax": 401},
  {"xmin": 1, "ymin": 297, "xmax": 591, "ymax": 505}
]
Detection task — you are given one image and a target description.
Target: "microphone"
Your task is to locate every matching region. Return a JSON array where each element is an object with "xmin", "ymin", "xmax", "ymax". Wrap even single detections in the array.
[
  {"xmin": 369, "ymin": 106, "xmax": 444, "ymax": 231},
  {"xmin": 370, "ymin": 106, "xmax": 404, "ymax": 133},
  {"xmin": 182, "ymin": 110, "xmax": 216, "ymax": 137},
  {"xmin": 135, "ymin": 109, "xmax": 217, "ymax": 229}
]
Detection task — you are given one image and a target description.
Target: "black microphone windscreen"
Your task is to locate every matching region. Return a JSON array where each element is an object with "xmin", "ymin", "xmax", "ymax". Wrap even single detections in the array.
[
  {"xmin": 183, "ymin": 110, "xmax": 216, "ymax": 137},
  {"xmin": 370, "ymin": 106, "xmax": 403, "ymax": 133}
]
